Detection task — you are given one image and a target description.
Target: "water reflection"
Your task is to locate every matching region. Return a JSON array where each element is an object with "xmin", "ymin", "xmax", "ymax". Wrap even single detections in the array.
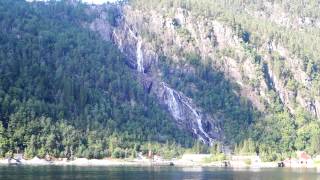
[
  {"xmin": 0, "ymin": 165, "xmax": 320, "ymax": 180},
  {"xmin": 249, "ymin": 167, "xmax": 261, "ymax": 172},
  {"xmin": 182, "ymin": 166, "xmax": 203, "ymax": 172}
]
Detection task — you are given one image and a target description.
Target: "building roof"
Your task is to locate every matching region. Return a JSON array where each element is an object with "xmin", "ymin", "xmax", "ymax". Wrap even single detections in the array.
[{"xmin": 297, "ymin": 151, "xmax": 311, "ymax": 160}]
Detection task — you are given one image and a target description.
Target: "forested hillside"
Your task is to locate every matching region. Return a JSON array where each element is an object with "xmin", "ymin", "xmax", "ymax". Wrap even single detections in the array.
[
  {"xmin": 125, "ymin": 0, "xmax": 320, "ymax": 160},
  {"xmin": 1, "ymin": 0, "xmax": 320, "ymax": 162},
  {"xmin": 0, "ymin": 0, "xmax": 192, "ymax": 159}
]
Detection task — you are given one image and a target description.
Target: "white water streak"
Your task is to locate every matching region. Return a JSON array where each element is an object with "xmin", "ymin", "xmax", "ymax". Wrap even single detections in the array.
[
  {"xmin": 181, "ymin": 98, "xmax": 213, "ymax": 145},
  {"xmin": 136, "ymin": 38, "xmax": 144, "ymax": 73},
  {"xmin": 164, "ymin": 85, "xmax": 182, "ymax": 120},
  {"xmin": 163, "ymin": 83, "xmax": 213, "ymax": 145}
]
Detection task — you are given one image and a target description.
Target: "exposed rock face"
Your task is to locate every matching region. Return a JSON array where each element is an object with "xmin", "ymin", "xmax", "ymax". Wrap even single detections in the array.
[
  {"xmin": 87, "ymin": 5, "xmax": 224, "ymax": 145},
  {"xmin": 112, "ymin": 4, "xmax": 320, "ymax": 120},
  {"xmin": 86, "ymin": 2, "xmax": 320, "ymax": 146},
  {"xmin": 246, "ymin": 2, "xmax": 320, "ymax": 29},
  {"xmin": 264, "ymin": 41, "xmax": 320, "ymax": 118},
  {"xmin": 113, "ymin": 5, "xmax": 269, "ymax": 113},
  {"xmin": 159, "ymin": 82, "xmax": 221, "ymax": 144},
  {"xmin": 112, "ymin": 24, "xmax": 155, "ymax": 73}
]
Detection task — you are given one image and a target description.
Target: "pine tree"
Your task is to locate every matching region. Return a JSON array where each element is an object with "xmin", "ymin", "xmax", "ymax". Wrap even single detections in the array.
[{"xmin": 0, "ymin": 123, "xmax": 8, "ymax": 157}]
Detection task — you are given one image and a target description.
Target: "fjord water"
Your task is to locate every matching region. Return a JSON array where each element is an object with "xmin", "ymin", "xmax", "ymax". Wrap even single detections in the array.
[{"xmin": 0, "ymin": 166, "xmax": 319, "ymax": 180}]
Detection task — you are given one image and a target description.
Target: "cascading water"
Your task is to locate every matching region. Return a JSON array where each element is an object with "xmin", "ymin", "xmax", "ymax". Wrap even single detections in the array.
[
  {"xmin": 163, "ymin": 83, "xmax": 213, "ymax": 145},
  {"xmin": 117, "ymin": 27, "xmax": 216, "ymax": 145},
  {"xmin": 127, "ymin": 27, "xmax": 214, "ymax": 145},
  {"xmin": 91, "ymin": 14, "xmax": 222, "ymax": 147},
  {"xmin": 181, "ymin": 98, "xmax": 213, "ymax": 145},
  {"xmin": 164, "ymin": 85, "xmax": 182, "ymax": 120},
  {"xmin": 123, "ymin": 27, "xmax": 144, "ymax": 73},
  {"xmin": 136, "ymin": 38, "xmax": 144, "ymax": 73}
]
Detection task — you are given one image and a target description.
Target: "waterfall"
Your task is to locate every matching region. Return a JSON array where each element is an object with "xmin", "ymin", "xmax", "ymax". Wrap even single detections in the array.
[
  {"xmin": 163, "ymin": 83, "xmax": 213, "ymax": 145},
  {"xmin": 193, "ymin": 128, "xmax": 206, "ymax": 144},
  {"xmin": 136, "ymin": 38, "xmax": 144, "ymax": 73},
  {"xmin": 164, "ymin": 85, "xmax": 182, "ymax": 120},
  {"xmin": 124, "ymin": 28, "xmax": 215, "ymax": 145},
  {"xmin": 125, "ymin": 27, "xmax": 144, "ymax": 73},
  {"xmin": 182, "ymin": 99, "xmax": 213, "ymax": 145}
]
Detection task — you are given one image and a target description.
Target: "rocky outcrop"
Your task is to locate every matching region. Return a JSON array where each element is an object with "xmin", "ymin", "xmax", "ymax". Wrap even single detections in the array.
[
  {"xmin": 86, "ymin": 1, "xmax": 320, "ymax": 147},
  {"xmin": 261, "ymin": 41, "xmax": 320, "ymax": 117},
  {"xmin": 113, "ymin": 4, "xmax": 320, "ymax": 120},
  {"xmin": 245, "ymin": 2, "xmax": 320, "ymax": 29},
  {"xmin": 121, "ymin": 6, "xmax": 271, "ymax": 112},
  {"xmin": 87, "ymin": 5, "xmax": 224, "ymax": 145}
]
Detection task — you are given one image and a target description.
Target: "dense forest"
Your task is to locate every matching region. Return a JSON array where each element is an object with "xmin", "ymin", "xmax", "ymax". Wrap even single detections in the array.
[
  {"xmin": 0, "ymin": 0, "xmax": 194, "ymax": 159},
  {"xmin": 129, "ymin": 0, "xmax": 320, "ymax": 161},
  {"xmin": 1, "ymin": 0, "xmax": 320, "ymax": 162}
]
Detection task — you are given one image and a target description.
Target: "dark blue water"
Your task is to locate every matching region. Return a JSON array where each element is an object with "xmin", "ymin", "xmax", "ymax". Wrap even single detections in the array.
[{"xmin": 0, "ymin": 165, "xmax": 319, "ymax": 180}]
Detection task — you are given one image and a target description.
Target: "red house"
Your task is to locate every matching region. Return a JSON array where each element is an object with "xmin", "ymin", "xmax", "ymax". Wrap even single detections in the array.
[{"xmin": 297, "ymin": 151, "xmax": 311, "ymax": 165}]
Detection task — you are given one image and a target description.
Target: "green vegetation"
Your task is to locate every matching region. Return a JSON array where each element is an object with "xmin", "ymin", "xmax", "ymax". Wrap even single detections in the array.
[
  {"xmin": 244, "ymin": 159, "xmax": 251, "ymax": 166},
  {"xmin": 0, "ymin": 0, "xmax": 193, "ymax": 159},
  {"xmin": 203, "ymin": 153, "xmax": 226, "ymax": 163},
  {"xmin": 130, "ymin": 0, "xmax": 320, "ymax": 161},
  {"xmin": 1, "ymin": 0, "xmax": 319, "ymax": 162},
  {"xmin": 159, "ymin": 56, "xmax": 256, "ymax": 143},
  {"xmin": 203, "ymin": 143, "xmax": 226, "ymax": 163},
  {"xmin": 131, "ymin": 0, "xmax": 320, "ymax": 97}
]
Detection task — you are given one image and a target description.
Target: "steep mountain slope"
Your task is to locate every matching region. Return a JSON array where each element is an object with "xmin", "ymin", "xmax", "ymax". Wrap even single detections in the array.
[
  {"xmin": 85, "ymin": 0, "xmax": 320, "ymax": 160},
  {"xmin": 0, "ymin": 0, "xmax": 192, "ymax": 159},
  {"xmin": 0, "ymin": 0, "xmax": 320, "ymax": 162},
  {"xmin": 124, "ymin": 0, "xmax": 320, "ymax": 119},
  {"xmin": 87, "ymin": 5, "xmax": 227, "ymax": 146}
]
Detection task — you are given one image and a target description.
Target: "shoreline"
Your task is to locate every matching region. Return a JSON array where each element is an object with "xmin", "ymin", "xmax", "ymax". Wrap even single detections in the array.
[
  {"xmin": 0, "ymin": 157, "xmax": 318, "ymax": 169},
  {"xmin": 0, "ymin": 157, "xmax": 176, "ymax": 167}
]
